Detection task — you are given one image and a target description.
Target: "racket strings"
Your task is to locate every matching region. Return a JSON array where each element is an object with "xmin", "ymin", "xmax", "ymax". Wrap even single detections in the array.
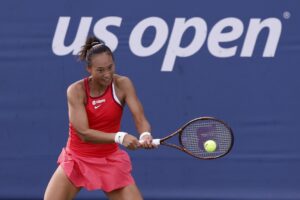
[{"xmin": 180, "ymin": 119, "xmax": 233, "ymax": 159}]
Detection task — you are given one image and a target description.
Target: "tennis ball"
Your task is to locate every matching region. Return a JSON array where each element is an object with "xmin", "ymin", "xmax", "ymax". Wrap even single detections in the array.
[{"xmin": 204, "ymin": 140, "xmax": 217, "ymax": 152}]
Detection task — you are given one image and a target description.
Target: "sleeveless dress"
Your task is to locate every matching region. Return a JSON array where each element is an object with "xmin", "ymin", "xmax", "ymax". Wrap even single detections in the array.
[{"xmin": 57, "ymin": 77, "xmax": 134, "ymax": 192}]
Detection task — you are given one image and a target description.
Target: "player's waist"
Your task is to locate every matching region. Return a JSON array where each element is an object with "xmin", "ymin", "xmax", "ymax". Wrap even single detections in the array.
[
  {"xmin": 69, "ymin": 123, "xmax": 121, "ymax": 134},
  {"xmin": 66, "ymin": 136, "xmax": 119, "ymax": 157}
]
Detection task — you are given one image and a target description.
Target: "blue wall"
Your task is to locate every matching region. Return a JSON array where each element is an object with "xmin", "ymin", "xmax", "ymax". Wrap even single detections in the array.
[{"xmin": 0, "ymin": 0, "xmax": 300, "ymax": 199}]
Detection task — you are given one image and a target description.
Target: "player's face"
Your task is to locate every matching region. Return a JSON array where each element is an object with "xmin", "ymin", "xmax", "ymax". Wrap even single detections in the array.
[{"xmin": 87, "ymin": 53, "xmax": 115, "ymax": 86}]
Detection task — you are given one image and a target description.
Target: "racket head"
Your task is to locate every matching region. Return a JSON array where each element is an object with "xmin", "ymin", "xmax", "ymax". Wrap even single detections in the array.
[{"xmin": 179, "ymin": 117, "xmax": 234, "ymax": 160}]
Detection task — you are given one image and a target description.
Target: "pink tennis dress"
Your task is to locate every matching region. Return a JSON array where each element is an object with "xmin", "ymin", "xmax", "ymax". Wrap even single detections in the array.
[{"xmin": 58, "ymin": 77, "xmax": 134, "ymax": 192}]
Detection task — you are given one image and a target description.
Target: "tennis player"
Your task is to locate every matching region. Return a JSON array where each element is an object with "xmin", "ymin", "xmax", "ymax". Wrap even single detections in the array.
[{"xmin": 44, "ymin": 36, "xmax": 155, "ymax": 200}]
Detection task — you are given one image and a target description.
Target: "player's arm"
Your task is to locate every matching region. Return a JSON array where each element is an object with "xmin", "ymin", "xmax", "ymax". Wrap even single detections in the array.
[
  {"xmin": 67, "ymin": 82, "xmax": 115, "ymax": 143},
  {"xmin": 118, "ymin": 77, "xmax": 154, "ymax": 148}
]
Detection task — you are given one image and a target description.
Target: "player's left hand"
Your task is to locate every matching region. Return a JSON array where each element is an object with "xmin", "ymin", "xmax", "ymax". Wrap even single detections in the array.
[{"xmin": 139, "ymin": 134, "xmax": 156, "ymax": 149}]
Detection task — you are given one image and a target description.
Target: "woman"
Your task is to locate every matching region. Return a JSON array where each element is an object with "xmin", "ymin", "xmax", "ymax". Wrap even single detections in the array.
[{"xmin": 44, "ymin": 36, "xmax": 155, "ymax": 200}]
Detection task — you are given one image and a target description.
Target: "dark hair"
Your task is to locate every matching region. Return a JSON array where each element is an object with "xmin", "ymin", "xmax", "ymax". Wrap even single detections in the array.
[{"xmin": 78, "ymin": 36, "xmax": 114, "ymax": 66}]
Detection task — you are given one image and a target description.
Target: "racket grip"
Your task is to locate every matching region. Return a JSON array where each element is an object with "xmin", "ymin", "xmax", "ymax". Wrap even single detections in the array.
[
  {"xmin": 152, "ymin": 139, "xmax": 161, "ymax": 146},
  {"xmin": 139, "ymin": 139, "xmax": 161, "ymax": 146}
]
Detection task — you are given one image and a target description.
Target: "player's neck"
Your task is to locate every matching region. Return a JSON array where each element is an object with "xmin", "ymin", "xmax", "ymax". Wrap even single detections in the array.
[{"xmin": 89, "ymin": 78, "xmax": 108, "ymax": 97}]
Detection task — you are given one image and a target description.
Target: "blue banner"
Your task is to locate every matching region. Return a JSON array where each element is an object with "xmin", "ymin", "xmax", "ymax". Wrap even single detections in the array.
[{"xmin": 0, "ymin": 0, "xmax": 300, "ymax": 199}]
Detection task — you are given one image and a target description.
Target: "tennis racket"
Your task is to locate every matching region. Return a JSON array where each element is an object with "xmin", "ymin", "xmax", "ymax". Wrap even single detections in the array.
[{"xmin": 145, "ymin": 117, "xmax": 234, "ymax": 160}]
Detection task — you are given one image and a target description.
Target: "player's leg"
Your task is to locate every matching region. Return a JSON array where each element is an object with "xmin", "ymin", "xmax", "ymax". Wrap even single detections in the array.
[
  {"xmin": 105, "ymin": 184, "xmax": 143, "ymax": 200},
  {"xmin": 44, "ymin": 166, "xmax": 81, "ymax": 200}
]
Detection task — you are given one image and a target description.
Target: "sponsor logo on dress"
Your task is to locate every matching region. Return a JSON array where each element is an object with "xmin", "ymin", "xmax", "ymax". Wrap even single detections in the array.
[{"xmin": 92, "ymin": 99, "xmax": 106, "ymax": 109}]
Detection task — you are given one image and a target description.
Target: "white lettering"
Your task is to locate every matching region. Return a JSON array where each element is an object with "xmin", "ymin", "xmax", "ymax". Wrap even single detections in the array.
[
  {"xmin": 208, "ymin": 18, "xmax": 244, "ymax": 57},
  {"xmin": 129, "ymin": 17, "xmax": 169, "ymax": 56},
  {"xmin": 93, "ymin": 17, "xmax": 122, "ymax": 51},
  {"xmin": 52, "ymin": 16, "xmax": 283, "ymax": 72},
  {"xmin": 162, "ymin": 18, "xmax": 207, "ymax": 72},
  {"xmin": 241, "ymin": 18, "xmax": 282, "ymax": 57},
  {"xmin": 52, "ymin": 17, "xmax": 92, "ymax": 56}
]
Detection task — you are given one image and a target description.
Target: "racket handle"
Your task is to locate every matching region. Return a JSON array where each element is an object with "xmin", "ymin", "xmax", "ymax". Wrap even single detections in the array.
[
  {"xmin": 139, "ymin": 138, "xmax": 161, "ymax": 146},
  {"xmin": 152, "ymin": 139, "xmax": 161, "ymax": 146}
]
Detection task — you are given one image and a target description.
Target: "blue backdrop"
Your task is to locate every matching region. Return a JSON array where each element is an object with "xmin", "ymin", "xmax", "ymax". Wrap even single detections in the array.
[{"xmin": 0, "ymin": 0, "xmax": 300, "ymax": 199}]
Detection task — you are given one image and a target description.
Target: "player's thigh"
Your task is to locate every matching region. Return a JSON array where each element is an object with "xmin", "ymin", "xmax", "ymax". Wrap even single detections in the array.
[
  {"xmin": 44, "ymin": 165, "xmax": 81, "ymax": 200},
  {"xmin": 105, "ymin": 184, "xmax": 143, "ymax": 200}
]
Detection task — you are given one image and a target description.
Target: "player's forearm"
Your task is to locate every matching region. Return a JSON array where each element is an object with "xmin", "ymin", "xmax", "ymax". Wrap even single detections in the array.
[
  {"xmin": 135, "ymin": 118, "xmax": 151, "ymax": 134},
  {"xmin": 77, "ymin": 129, "xmax": 116, "ymax": 144}
]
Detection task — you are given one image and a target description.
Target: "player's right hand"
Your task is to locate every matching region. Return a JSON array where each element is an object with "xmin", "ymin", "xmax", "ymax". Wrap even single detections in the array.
[{"xmin": 122, "ymin": 134, "xmax": 140, "ymax": 150}]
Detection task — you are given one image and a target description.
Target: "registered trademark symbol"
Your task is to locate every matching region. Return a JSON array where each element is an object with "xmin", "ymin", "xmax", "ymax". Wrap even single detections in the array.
[{"xmin": 283, "ymin": 11, "xmax": 291, "ymax": 19}]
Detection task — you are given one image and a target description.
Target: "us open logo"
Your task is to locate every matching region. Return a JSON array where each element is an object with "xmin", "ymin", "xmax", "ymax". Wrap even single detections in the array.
[{"xmin": 52, "ymin": 16, "xmax": 284, "ymax": 72}]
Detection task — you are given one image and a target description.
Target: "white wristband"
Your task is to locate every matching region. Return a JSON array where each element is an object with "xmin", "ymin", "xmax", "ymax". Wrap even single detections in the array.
[
  {"xmin": 115, "ymin": 132, "xmax": 128, "ymax": 145},
  {"xmin": 139, "ymin": 132, "xmax": 151, "ymax": 140}
]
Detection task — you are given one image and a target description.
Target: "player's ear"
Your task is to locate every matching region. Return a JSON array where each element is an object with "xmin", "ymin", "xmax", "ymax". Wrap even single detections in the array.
[{"xmin": 86, "ymin": 65, "xmax": 92, "ymax": 74}]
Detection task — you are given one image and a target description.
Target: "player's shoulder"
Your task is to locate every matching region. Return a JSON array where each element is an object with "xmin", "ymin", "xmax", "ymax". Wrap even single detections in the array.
[
  {"xmin": 113, "ymin": 74, "xmax": 133, "ymax": 88},
  {"xmin": 114, "ymin": 74, "xmax": 131, "ymax": 83},
  {"xmin": 113, "ymin": 74, "xmax": 135, "ymax": 99},
  {"xmin": 67, "ymin": 79, "xmax": 85, "ymax": 98}
]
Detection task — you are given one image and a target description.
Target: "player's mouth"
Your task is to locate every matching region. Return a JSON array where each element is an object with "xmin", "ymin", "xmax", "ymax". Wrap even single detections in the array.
[{"xmin": 103, "ymin": 78, "xmax": 112, "ymax": 83}]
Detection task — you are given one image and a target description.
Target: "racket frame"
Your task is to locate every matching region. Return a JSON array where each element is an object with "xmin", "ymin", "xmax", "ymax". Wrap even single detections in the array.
[{"xmin": 159, "ymin": 116, "xmax": 234, "ymax": 160}]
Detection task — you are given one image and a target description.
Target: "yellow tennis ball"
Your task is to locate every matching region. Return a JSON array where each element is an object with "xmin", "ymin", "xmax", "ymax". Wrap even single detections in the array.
[{"xmin": 204, "ymin": 140, "xmax": 217, "ymax": 152}]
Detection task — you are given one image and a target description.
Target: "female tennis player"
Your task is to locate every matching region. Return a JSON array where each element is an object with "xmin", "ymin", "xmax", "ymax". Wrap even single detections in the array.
[{"xmin": 44, "ymin": 36, "xmax": 155, "ymax": 200}]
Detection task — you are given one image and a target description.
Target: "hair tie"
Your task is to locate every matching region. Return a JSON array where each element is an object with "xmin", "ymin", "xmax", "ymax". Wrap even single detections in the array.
[
  {"xmin": 91, "ymin": 41, "xmax": 105, "ymax": 48},
  {"xmin": 85, "ymin": 42, "xmax": 105, "ymax": 61}
]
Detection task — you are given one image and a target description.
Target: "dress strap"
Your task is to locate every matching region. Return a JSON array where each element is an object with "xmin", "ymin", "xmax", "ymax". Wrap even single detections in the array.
[{"xmin": 83, "ymin": 77, "xmax": 90, "ymax": 99}]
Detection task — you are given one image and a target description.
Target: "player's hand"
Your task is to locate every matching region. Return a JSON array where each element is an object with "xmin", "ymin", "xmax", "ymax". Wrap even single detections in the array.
[
  {"xmin": 139, "ymin": 134, "xmax": 157, "ymax": 149},
  {"xmin": 122, "ymin": 134, "xmax": 140, "ymax": 150}
]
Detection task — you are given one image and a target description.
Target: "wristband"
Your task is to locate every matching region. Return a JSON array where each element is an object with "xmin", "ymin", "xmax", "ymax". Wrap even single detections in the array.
[
  {"xmin": 139, "ymin": 132, "xmax": 151, "ymax": 140},
  {"xmin": 115, "ymin": 132, "xmax": 128, "ymax": 144}
]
